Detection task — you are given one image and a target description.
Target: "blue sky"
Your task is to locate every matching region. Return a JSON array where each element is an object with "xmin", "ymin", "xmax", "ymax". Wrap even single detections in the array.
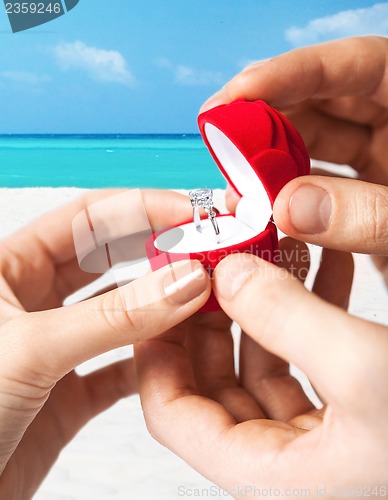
[{"xmin": 0, "ymin": 0, "xmax": 387, "ymax": 133}]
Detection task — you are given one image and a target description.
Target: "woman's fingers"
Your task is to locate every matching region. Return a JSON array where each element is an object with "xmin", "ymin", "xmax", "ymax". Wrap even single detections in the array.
[
  {"xmin": 273, "ymin": 176, "xmax": 388, "ymax": 255},
  {"xmin": 213, "ymin": 253, "xmax": 388, "ymax": 416},
  {"xmin": 8, "ymin": 189, "xmax": 191, "ymax": 265},
  {"xmin": 201, "ymin": 36, "xmax": 388, "ymax": 111},
  {"xmin": 3, "ymin": 189, "xmax": 193, "ymax": 308},
  {"xmin": 1, "ymin": 260, "xmax": 210, "ymax": 381},
  {"xmin": 0, "ymin": 259, "xmax": 210, "ymax": 397},
  {"xmin": 2, "ymin": 189, "xmax": 125, "ymax": 304}
]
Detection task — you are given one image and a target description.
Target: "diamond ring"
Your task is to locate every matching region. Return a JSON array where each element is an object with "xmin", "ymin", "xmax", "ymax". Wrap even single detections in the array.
[{"xmin": 188, "ymin": 188, "xmax": 220, "ymax": 244}]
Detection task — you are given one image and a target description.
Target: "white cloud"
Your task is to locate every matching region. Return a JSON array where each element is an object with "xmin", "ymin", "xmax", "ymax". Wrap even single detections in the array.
[
  {"xmin": 0, "ymin": 71, "xmax": 51, "ymax": 85},
  {"xmin": 155, "ymin": 57, "xmax": 224, "ymax": 86},
  {"xmin": 54, "ymin": 41, "xmax": 135, "ymax": 85},
  {"xmin": 286, "ymin": 3, "xmax": 388, "ymax": 46}
]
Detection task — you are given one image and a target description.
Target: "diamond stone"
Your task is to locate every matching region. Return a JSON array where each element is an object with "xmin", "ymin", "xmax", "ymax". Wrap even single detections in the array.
[{"xmin": 189, "ymin": 188, "xmax": 213, "ymax": 208}]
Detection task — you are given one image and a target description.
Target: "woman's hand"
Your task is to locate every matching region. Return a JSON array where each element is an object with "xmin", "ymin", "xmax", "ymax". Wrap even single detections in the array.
[{"xmin": 0, "ymin": 189, "xmax": 211, "ymax": 499}]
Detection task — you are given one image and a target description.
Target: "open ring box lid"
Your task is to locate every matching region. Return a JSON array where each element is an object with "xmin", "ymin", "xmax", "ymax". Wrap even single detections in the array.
[{"xmin": 146, "ymin": 99, "xmax": 310, "ymax": 311}]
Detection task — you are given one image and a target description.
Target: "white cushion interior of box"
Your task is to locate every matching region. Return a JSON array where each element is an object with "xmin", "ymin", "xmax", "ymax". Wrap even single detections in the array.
[
  {"xmin": 155, "ymin": 215, "xmax": 256, "ymax": 252},
  {"xmin": 155, "ymin": 123, "xmax": 273, "ymax": 253}
]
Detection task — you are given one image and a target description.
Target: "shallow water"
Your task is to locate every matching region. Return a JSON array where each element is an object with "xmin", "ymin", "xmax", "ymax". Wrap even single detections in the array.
[{"xmin": 0, "ymin": 134, "xmax": 225, "ymax": 189}]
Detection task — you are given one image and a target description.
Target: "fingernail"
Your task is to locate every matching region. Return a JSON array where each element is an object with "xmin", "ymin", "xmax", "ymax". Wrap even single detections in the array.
[
  {"xmin": 163, "ymin": 261, "xmax": 208, "ymax": 305},
  {"xmin": 289, "ymin": 185, "xmax": 332, "ymax": 234},
  {"xmin": 215, "ymin": 255, "xmax": 258, "ymax": 301},
  {"xmin": 200, "ymin": 90, "xmax": 225, "ymax": 113}
]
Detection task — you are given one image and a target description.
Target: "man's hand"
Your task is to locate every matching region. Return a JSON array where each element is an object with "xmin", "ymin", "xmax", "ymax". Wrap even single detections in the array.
[
  {"xmin": 202, "ymin": 36, "xmax": 388, "ymax": 280},
  {"xmin": 136, "ymin": 250, "xmax": 387, "ymax": 496},
  {"xmin": 135, "ymin": 37, "xmax": 388, "ymax": 497}
]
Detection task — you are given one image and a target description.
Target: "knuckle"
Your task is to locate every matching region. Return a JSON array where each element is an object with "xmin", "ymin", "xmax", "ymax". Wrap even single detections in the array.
[
  {"xmin": 0, "ymin": 317, "xmax": 55, "ymax": 408},
  {"xmin": 361, "ymin": 187, "xmax": 388, "ymax": 249},
  {"xmin": 372, "ymin": 189, "xmax": 388, "ymax": 243},
  {"xmin": 224, "ymin": 72, "xmax": 254, "ymax": 100},
  {"xmin": 99, "ymin": 286, "xmax": 147, "ymax": 340}
]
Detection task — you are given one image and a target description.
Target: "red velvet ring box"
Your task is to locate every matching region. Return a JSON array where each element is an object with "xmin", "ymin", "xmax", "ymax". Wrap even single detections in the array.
[{"xmin": 146, "ymin": 99, "xmax": 310, "ymax": 311}]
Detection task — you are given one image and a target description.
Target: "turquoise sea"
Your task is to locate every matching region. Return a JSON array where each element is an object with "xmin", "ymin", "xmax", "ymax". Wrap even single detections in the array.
[{"xmin": 0, "ymin": 134, "xmax": 225, "ymax": 189}]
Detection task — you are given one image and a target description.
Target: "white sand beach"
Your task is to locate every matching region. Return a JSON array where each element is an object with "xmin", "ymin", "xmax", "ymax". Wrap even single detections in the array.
[{"xmin": 0, "ymin": 188, "xmax": 387, "ymax": 500}]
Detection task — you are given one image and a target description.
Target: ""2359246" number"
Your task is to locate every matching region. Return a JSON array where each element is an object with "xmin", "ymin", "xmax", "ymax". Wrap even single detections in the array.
[{"xmin": 5, "ymin": 3, "xmax": 62, "ymax": 14}]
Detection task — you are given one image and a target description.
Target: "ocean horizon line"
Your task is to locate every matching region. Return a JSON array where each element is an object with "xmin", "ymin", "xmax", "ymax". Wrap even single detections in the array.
[{"xmin": 0, "ymin": 133, "xmax": 201, "ymax": 138}]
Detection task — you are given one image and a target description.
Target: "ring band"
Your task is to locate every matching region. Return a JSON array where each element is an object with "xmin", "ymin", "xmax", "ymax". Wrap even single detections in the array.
[{"xmin": 189, "ymin": 188, "xmax": 220, "ymax": 244}]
